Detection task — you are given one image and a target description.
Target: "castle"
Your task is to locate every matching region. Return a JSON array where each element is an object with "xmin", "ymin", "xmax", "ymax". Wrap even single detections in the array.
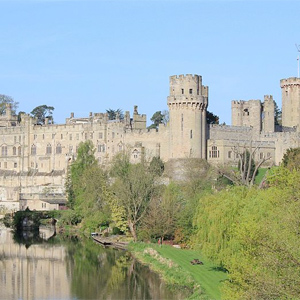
[{"xmin": 0, "ymin": 74, "xmax": 300, "ymax": 212}]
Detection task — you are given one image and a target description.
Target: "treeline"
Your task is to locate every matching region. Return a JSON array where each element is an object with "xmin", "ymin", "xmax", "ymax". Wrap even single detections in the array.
[
  {"xmin": 192, "ymin": 166, "xmax": 300, "ymax": 299},
  {"xmin": 66, "ymin": 141, "xmax": 300, "ymax": 299},
  {"xmin": 64, "ymin": 141, "xmax": 217, "ymax": 244}
]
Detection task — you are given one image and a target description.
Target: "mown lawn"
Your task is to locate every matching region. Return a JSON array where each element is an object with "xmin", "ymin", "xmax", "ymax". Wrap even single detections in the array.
[{"xmin": 130, "ymin": 243, "xmax": 228, "ymax": 300}]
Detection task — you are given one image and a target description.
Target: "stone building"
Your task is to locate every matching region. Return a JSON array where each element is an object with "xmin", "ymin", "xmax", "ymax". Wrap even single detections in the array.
[{"xmin": 0, "ymin": 74, "xmax": 299, "ymax": 212}]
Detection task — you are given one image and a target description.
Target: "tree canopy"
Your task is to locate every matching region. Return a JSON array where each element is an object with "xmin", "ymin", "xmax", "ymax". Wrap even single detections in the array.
[
  {"xmin": 0, "ymin": 94, "xmax": 18, "ymax": 115},
  {"xmin": 30, "ymin": 105, "xmax": 54, "ymax": 124}
]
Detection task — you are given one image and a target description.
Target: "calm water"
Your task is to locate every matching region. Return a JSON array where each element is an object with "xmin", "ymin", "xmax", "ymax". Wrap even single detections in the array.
[{"xmin": 0, "ymin": 225, "xmax": 188, "ymax": 300}]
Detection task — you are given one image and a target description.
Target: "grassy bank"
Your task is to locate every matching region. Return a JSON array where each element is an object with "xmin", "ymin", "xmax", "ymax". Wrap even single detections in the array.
[{"xmin": 129, "ymin": 242, "xmax": 227, "ymax": 300}]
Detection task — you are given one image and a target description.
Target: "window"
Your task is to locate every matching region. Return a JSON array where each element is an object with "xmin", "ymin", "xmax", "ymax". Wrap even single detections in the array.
[
  {"xmin": 4, "ymin": 162, "xmax": 7, "ymax": 168},
  {"xmin": 267, "ymin": 152, "xmax": 271, "ymax": 157},
  {"xmin": 14, "ymin": 162, "xmax": 17, "ymax": 168},
  {"xmin": 14, "ymin": 136, "xmax": 17, "ymax": 143},
  {"xmin": 52, "ymin": 133, "xmax": 55, "ymax": 139},
  {"xmin": 18, "ymin": 146, "xmax": 21, "ymax": 156},
  {"xmin": 98, "ymin": 144, "xmax": 105, "ymax": 153},
  {"xmin": 228, "ymin": 151, "xmax": 232, "ymax": 159},
  {"xmin": 31, "ymin": 145, "xmax": 36, "ymax": 155},
  {"xmin": 190, "ymin": 130, "xmax": 193, "ymax": 139},
  {"xmin": 76, "ymin": 133, "xmax": 79, "ymax": 140},
  {"xmin": 13, "ymin": 147, "xmax": 16, "ymax": 155},
  {"xmin": 46, "ymin": 144, "xmax": 52, "ymax": 155},
  {"xmin": 181, "ymin": 89, "xmax": 184, "ymax": 94},
  {"xmin": 90, "ymin": 133, "xmax": 93, "ymax": 139},
  {"xmin": 69, "ymin": 145, "xmax": 73, "ymax": 154},
  {"xmin": 99, "ymin": 132, "xmax": 103, "ymax": 139},
  {"xmin": 181, "ymin": 114, "xmax": 184, "ymax": 131},
  {"xmin": 260, "ymin": 152, "xmax": 264, "ymax": 159},
  {"xmin": 2, "ymin": 146, "xmax": 7, "ymax": 156},
  {"xmin": 69, "ymin": 134, "xmax": 72, "ymax": 141},
  {"xmin": 132, "ymin": 149, "xmax": 139, "ymax": 159},
  {"xmin": 34, "ymin": 134, "xmax": 37, "ymax": 140},
  {"xmin": 211, "ymin": 146, "xmax": 219, "ymax": 158},
  {"xmin": 61, "ymin": 134, "xmax": 63, "ymax": 139},
  {"xmin": 189, "ymin": 89, "xmax": 193, "ymax": 94},
  {"xmin": 56, "ymin": 143, "xmax": 62, "ymax": 154}
]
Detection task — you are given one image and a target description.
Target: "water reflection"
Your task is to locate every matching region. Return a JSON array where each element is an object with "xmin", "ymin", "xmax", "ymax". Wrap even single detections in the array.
[{"xmin": 0, "ymin": 226, "xmax": 188, "ymax": 300}]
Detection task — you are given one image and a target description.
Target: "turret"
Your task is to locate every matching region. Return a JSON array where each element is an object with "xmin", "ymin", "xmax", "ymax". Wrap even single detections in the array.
[
  {"xmin": 167, "ymin": 74, "xmax": 208, "ymax": 159},
  {"xmin": 280, "ymin": 77, "xmax": 300, "ymax": 128}
]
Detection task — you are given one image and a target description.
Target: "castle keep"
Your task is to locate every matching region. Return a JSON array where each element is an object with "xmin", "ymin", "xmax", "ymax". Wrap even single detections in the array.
[{"xmin": 1, "ymin": 74, "xmax": 300, "ymax": 212}]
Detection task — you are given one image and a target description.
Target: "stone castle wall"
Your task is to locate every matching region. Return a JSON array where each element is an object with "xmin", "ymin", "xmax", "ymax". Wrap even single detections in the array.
[{"xmin": 1, "ymin": 74, "xmax": 300, "ymax": 211}]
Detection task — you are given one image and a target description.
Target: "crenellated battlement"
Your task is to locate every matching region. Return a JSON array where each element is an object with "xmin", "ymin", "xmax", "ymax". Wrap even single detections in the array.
[{"xmin": 280, "ymin": 77, "xmax": 300, "ymax": 87}]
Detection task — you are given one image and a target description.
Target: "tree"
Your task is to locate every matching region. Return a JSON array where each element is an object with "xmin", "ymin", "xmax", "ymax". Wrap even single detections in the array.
[
  {"xmin": 106, "ymin": 108, "xmax": 124, "ymax": 120},
  {"xmin": 110, "ymin": 153, "xmax": 158, "ymax": 241},
  {"xmin": 148, "ymin": 110, "xmax": 168, "ymax": 130},
  {"xmin": 65, "ymin": 140, "xmax": 111, "ymax": 232},
  {"xmin": 218, "ymin": 142, "xmax": 271, "ymax": 187},
  {"xmin": 281, "ymin": 147, "xmax": 300, "ymax": 171},
  {"xmin": 30, "ymin": 105, "xmax": 54, "ymax": 124},
  {"xmin": 274, "ymin": 101, "xmax": 282, "ymax": 126},
  {"xmin": 207, "ymin": 111, "xmax": 219, "ymax": 124},
  {"xmin": 0, "ymin": 94, "xmax": 18, "ymax": 115}
]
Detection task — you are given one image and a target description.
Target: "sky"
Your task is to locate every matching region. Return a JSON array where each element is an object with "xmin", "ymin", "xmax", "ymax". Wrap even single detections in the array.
[{"xmin": 0, "ymin": 0, "xmax": 299, "ymax": 125}]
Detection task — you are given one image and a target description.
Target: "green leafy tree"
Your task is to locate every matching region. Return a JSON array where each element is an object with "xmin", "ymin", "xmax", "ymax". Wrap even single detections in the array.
[
  {"xmin": 281, "ymin": 147, "xmax": 300, "ymax": 171},
  {"xmin": 0, "ymin": 94, "xmax": 18, "ymax": 115},
  {"xmin": 274, "ymin": 101, "xmax": 282, "ymax": 126},
  {"xmin": 148, "ymin": 110, "xmax": 169, "ymax": 129},
  {"xmin": 110, "ymin": 153, "xmax": 158, "ymax": 241},
  {"xmin": 30, "ymin": 105, "xmax": 54, "ymax": 124},
  {"xmin": 66, "ymin": 141, "xmax": 111, "ymax": 232},
  {"xmin": 206, "ymin": 110, "xmax": 219, "ymax": 124}
]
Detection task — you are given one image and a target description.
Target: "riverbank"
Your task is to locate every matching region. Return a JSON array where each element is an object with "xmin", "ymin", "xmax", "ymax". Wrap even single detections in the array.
[{"xmin": 129, "ymin": 242, "xmax": 228, "ymax": 300}]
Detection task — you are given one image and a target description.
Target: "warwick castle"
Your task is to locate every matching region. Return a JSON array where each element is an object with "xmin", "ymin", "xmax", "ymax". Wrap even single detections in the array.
[{"xmin": 1, "ymin": 74, "xmax": 299, "ymax": 212}]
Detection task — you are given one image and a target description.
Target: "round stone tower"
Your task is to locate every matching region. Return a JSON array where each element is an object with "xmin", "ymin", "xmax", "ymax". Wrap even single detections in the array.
[
  {"xmin": 281, "ymin": 77, "xmax": 300, "ymax": 128},
  {"xmin": 167, "ymin": 74, "xmax": 208, "ymax": 159}
]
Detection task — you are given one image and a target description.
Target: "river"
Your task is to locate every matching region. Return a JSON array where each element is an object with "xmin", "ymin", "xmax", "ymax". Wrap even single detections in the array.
[{"xmin": 0, "ymin": 225, "xmax": 188, "ymax": 300}]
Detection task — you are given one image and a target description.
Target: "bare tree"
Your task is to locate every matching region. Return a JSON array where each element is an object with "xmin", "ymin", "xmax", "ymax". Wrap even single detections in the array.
[{"xmin": 218, "ymin": 142, "xmax": 272, "ymax": 187}]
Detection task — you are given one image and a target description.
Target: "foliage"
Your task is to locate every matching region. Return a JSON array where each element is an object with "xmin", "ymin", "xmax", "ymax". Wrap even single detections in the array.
[
  {"xmin": 106, "ymin": 108, "xmax": 124, "ymax": 120},
  {"xmin": 0, "ymin": 94, "xmax": 18, "ymax": 115},
  {"xmin": 274, "ymin": 101, "xmax": 282, "ymax": 126},
  {"xmin": 206, "ymin": 111, "xmax": 219, "ymax": 124},
  {"xmin": 66, "ymin": 141, "xmax": 112, "ymax": 233},
  {"xmin": 282, "ymin": 147, "xmax": 300, "ymax": 171},
  {"xmin": 139, "ymin": 183, "xmax": 182, "ymax": 241},
  {"xmin": 110, "ymin": 153, "xmax": 158, "ymax": 241},
  {"xmin": 148, "ymin": 110, "xmax": 169, "ymax": 129},
  {"xmin": 192, "ymin": 167, "xmax": 300, "ymax": 299},
  {"xmin": 30, "ymin": 105, "xmax": 54, "ymax": 124},
  {"xmin": 149, "ymin": 156, "xmax": 164, "ymax": 176}
]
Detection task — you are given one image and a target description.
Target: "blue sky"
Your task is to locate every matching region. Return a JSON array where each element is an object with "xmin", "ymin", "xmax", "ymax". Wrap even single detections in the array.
[{"xmin": 0, "ymin": 0, "xmax": 299, "ymax": 125}]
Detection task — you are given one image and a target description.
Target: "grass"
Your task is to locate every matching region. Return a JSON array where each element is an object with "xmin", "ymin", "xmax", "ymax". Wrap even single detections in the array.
[
  {"xmin": 129, "ymin": 242, "xmax": 227, "ymax": 300},
  {"xmin": 254, "ymin": 168, "xmax": 268, "ymax": 185}
]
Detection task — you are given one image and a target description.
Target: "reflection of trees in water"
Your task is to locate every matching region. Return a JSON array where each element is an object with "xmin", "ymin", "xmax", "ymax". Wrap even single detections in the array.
[{"xmin": 64, "ymin": 239, "xmax": 187, "ymax": 299}]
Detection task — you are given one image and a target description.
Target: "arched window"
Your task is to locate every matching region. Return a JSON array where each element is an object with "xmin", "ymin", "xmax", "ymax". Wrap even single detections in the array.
[
  {"xmin": 31, "ymin": 145, "xmax": 36, "ymax": 155},
  {"xmin": 56, "ymin": 143, "xmax": 62, "ymax": 154},
  {"xmin": 132, "ymin": 149, "xmax": 139, "ymax": 159},
  {"xmin": 1, "ymin": 146, "xmax": 7, "ymax": 157},
  {"xmin": 46, "ymin": 144, "xmax": 52, "ymax": 155},
  {"xmin": 18, "ymin": 146, "xmax": 21, "ymax": 156},
  {"xmin": 13, "ymin": 146, "xmax": 16, "ymax": 155}
]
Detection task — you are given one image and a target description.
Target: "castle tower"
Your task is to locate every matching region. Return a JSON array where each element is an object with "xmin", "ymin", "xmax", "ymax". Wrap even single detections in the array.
[
  {"xmin": 281, "ymin": 77, "xmax": 300, "ymax": 128},
  {"xmin": 262, "ymin": 95, "xmax": 275, "ymax": 133},
  {"xmin": 167, "ymin": 74, "xmax": 208, "ymax": 159},
  {"xmin": 231, "ymin": 100, "xmax": 262, "ymax": 133}
]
